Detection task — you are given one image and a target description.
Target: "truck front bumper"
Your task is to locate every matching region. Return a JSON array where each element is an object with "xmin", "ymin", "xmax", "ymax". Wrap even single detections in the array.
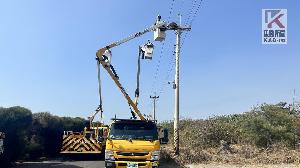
[{"xmin": 105, "ymin": 160, "xmax": 159, "ymax": 168}]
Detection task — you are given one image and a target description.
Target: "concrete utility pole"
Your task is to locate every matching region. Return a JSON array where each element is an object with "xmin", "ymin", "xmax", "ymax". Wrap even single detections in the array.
[
  {"xmin": 173, "ymin": 26, "xmax": 191, "ymax": 156},
  {"xmin": 150, "ymin": 95, "xmax": 159, "ymax": 121},
  {"xmin": 293, "ymin": 89, "xmax": 296, "ymax": 110}
]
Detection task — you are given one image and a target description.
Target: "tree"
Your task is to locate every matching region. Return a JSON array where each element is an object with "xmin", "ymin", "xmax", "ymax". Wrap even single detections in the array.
[{"xmin": 0, "ymin": 106, "xmax": 32, "ymax": 163}]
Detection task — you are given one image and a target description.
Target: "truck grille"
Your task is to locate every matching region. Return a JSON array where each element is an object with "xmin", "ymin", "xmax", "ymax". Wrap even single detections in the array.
[{"xmin": 116, "ymin": 152, "xmax": 149, "ymax": 156}]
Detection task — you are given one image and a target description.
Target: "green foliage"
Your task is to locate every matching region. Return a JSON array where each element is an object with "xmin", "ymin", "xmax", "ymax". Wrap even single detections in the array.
[
  {"xmin": 162, "ymin": 102, "xmax": 300, "ymax": 150},
  {"xmin": 0, "ymin": 106, "xmax": 32, "ymax": 162},
  {"xmin": 28, "ymin": 112, "xmax": 88, "ymax": 158},
  {"xmin": 60, "ymin": 116, "xmax": 89, "ymax": 132},
  {"xmin": 28, "ymin": 112, "xmax": 63, "ymax": 158},
  {"xmin": 243, "ymin": 102, "xmax": 297, "ymax": 148},
  {"xmin": 0, "ymin": 107, "xmax": 88, "ymax": 162},
  {"xmin": 1, "ymin": 102, "xmax": 299, "ymax": 163}
]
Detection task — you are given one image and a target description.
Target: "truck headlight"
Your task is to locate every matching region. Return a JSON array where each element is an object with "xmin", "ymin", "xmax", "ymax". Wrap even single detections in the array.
[
  {"xmin": 105, "ymin": 150, "xmax": 115, "ymax": 161},
  {"xmin": 151, "ymin": 150, "xmax": 160, "ymax": 161}
]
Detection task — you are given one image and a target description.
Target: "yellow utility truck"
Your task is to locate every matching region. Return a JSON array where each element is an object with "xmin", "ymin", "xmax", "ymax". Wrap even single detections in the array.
[
  {"xmin": 94, "ymin": 16, "xmax": 175, "ymax": 167},
  {"xmin": 104, "ymin": 119, "xmax": 167, "ymax": 168}
]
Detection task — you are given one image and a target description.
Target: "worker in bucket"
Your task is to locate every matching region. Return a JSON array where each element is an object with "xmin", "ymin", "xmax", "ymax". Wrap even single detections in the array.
[{"xmin": 97, "ymin": 49, "xmax": 119, "ymax": 79}]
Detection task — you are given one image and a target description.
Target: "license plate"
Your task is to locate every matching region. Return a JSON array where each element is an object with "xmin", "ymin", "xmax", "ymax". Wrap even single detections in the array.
[{"xmin": 127, "ymin": 162, "xmax": 138, "ymax": 168}]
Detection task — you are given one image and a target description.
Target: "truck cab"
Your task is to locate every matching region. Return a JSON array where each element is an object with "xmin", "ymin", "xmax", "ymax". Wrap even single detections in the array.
[{"xmin": 105, "ymin": 119, "xmax": 166, "ymax": 168}]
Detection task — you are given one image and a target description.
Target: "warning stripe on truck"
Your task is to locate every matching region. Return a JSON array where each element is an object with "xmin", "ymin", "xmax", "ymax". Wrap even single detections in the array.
[{"xmin": 61, "ymin": 134, "xmax": 102, "ymax": 154}]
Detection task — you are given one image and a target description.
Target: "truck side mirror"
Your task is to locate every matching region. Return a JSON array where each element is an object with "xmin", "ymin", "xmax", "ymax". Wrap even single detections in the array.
[{"xmin": 160, "ymin": 128, "xmax": 169, "ymax": 144}]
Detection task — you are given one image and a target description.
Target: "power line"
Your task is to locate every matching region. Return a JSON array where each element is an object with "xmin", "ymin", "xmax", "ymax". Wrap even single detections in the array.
[
  {"xmin": 149, "ymin": 0, "xmax": 204, "ymax": 115},
  {"xmin": 188, "ymin": 0, "xmax": 204, "ymax": 26},
  {"xmin": 157, "ymin": 0, "xmax": 205, "ymax": 103},
  {"xmin": 152, "ymin": 0, "xmax": 187, "ymax": 99},
  {"xmin": 184, "ymin": 0, "xmax": 198, "ymax": 26},
  {"xmin": 150, "ymin": 42, "xmax": 165, "ymax": 95},
  {"xmin": 150, "ymin": 0, "xmax": 176, "ymax": 96},
  {"xmin": 157, "ymin": 45, "xmax": 176, "ymax": 96},
  {"xmin": 177, "ymin": 0, "xmax": 186, "ymax": 19},
  {"xmin": 167, "ymin": 0, "xmax": 176, "ymax": 22},
  {"xmin": 181, "ymin": 0, "xmax": 204, "ymax": 47}
]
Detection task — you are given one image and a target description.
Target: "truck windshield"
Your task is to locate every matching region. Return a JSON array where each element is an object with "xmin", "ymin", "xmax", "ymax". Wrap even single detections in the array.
[{"xmin": 109, "ymin": 121, "xmax": 158, "ymax": 140}]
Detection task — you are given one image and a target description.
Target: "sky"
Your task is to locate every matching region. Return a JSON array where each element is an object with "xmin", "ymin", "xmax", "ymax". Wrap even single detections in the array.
[{"xmin": 0, "ymin": 0, "xmax": 299, "ymax": 123}]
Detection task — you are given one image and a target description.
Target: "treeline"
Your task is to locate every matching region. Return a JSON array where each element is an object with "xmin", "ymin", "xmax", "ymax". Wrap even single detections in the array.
[
  {"xmin": 159, "ymin": 102, "xmax": 300, "ymax": 164},
  {"xmin": 162, "ymin": 102, "xmax": 300, "ymax": 149},
  {"xmin": 0, "ymin": 106, "xmax": 89, "ymax": 164},
  {"xmin": 1, "ymin": 102, "xmax": 300, "ymax": 164}
]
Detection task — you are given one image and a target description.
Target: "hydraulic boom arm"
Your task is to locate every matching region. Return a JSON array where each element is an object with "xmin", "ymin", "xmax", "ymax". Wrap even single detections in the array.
[
  {"xmin": 97, "ymin": 60, "xmax": 145, "ymax": 120},
  {"xmin": 96, "ymin": 20, "xmax": 167, "ymax": 58},
  {"xmin": 95, "ymin": 16, "xmax": 186, "ymax": 120},
  {"xmin": 95, "ymin": 17, "xmax": 168, "ymax": 121}
]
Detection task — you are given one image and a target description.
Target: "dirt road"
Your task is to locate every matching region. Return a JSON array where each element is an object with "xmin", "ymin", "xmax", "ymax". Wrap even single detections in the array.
[
  {"xmin": 14, "ymin": 161, "xmax": 104, "ymax": 168},
  {"xmin": 14, "ymin": 161, "xmax": 300, "ymax": 168},
  {"xmin": 187, "ymin": 164, "xmax": 300, "ymax": 168},
  {"xmin": 14, "ymin": 160, "xmax": 181, "ymax": 168}
]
